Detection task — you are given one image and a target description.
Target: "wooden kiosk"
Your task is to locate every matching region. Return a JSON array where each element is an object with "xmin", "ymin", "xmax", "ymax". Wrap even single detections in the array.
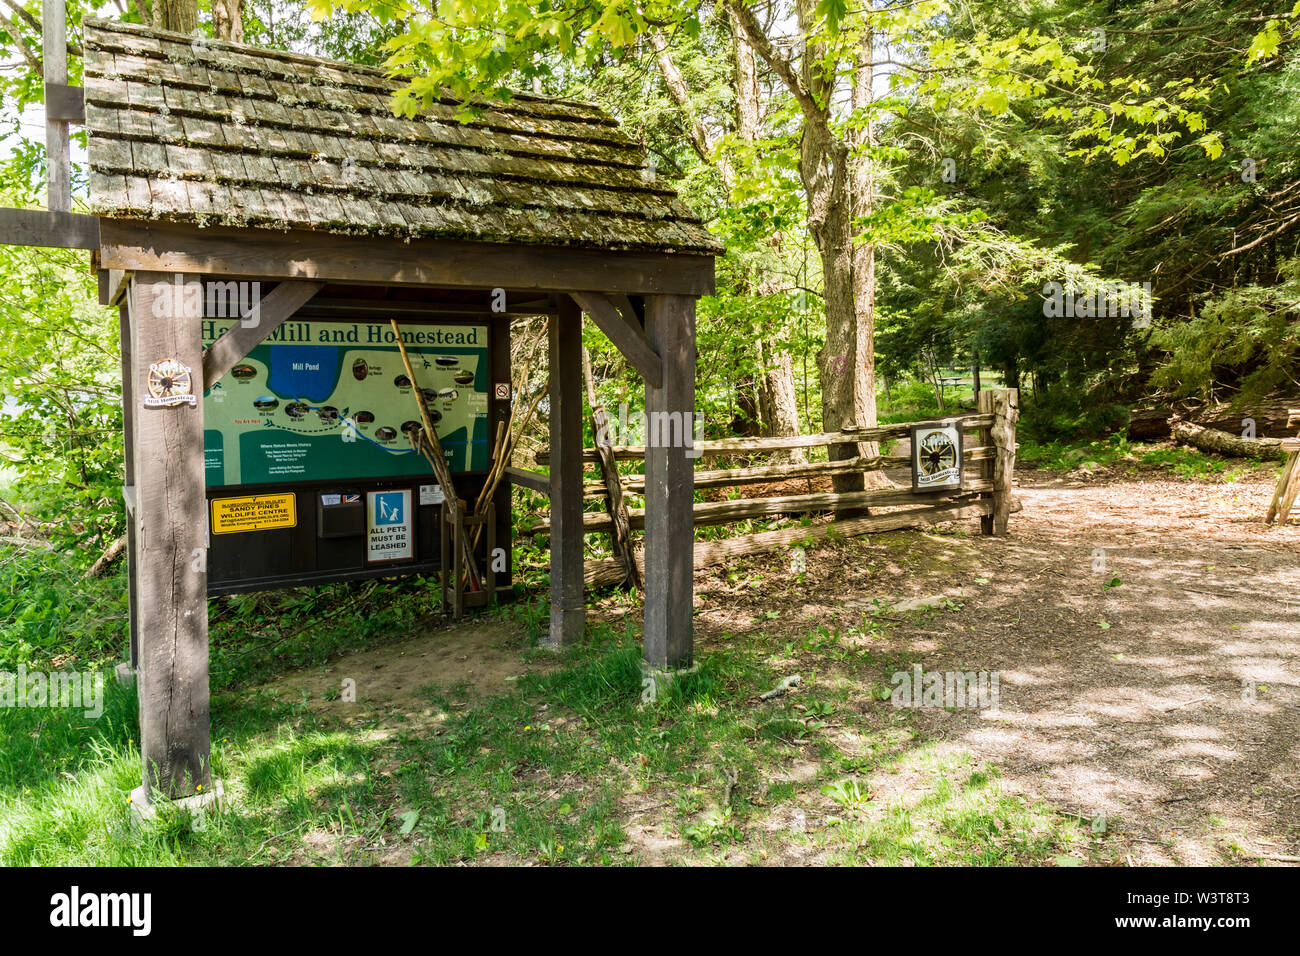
[{"xmin": 3, "ymin": 17, "xmax": 719, "ymax": 804}]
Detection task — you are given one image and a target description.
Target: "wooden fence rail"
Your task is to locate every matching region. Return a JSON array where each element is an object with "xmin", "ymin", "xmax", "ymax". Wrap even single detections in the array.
[
  {"xmin": 518, "ymin": 396, "xmax": 1019, "ymax": 589},
  {"xmin": 533, "ymin": 414, "xmax": 995, "ymax": 464}
]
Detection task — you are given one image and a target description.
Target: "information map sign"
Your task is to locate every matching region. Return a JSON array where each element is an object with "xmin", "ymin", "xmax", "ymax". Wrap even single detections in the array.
[{"xmin": 201, "ymin": 320, "xmax": 491, "ymax": 486}]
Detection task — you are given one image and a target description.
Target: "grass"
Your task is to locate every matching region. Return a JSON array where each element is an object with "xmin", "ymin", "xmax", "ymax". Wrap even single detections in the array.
[
  {"xmin": 0, "ymin": 591, "xmax": 1096, "ymax": 866},
  {"xmin": 1018, "ymin": 433, "xmax": 1279, "ymax": 481}
]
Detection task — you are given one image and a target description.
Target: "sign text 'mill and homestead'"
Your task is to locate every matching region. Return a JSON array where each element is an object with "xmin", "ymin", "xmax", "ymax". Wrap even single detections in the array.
[{"xmin": 200, "ymin": 321, "xmax": 484, "ymax": 347}]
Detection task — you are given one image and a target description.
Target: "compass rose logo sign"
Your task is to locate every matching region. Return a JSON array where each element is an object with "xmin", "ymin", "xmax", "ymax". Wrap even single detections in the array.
[
  {"xmin": 143, "ymin": 359, "xmax": 198, "ymax": 408},
  {"xmin": 910, "ymin": 422, "xmax": 963, "ymax": 491}
]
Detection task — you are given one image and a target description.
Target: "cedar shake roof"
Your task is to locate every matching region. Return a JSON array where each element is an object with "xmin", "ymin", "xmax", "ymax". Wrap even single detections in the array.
[{"xmin": 82, "ymin": 18, "xmax": 722, "ymax": 255}]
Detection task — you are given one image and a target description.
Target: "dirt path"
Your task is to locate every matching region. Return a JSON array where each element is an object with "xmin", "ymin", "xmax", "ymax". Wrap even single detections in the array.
[{"xmin": 694, "ymin": 473, "xmax": 1300, "ymax": 864}]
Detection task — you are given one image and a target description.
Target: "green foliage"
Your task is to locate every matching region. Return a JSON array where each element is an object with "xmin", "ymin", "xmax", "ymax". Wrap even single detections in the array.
[
  {"xmin": 0, "ymin": 547, "xmax": 128, "ymax": 669},
  {"xmin": 0, "ymin": 189, "xmax": 124, "ymax": 552},
  {"xmin": 1151, "ymin": 257, "xmax": 1300, "ymax": 407}
]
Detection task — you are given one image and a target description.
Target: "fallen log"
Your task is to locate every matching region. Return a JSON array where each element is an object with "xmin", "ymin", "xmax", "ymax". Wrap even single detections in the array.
[
  {"xmin": 1170, "ymin": 418, "xmax": 1284, "ymax": 460},
  {"xmin": 85, "ymin": 534, "xmax": 127, "ymax": 577},
  {"xmin": 1126, "ymin": 407, "xmax": 1173, "ymax": 441}
]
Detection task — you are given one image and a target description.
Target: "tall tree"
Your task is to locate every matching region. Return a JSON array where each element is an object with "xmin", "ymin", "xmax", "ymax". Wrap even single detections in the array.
[
  {"xmin": 152, "ymin": 0, "xmax": 197, "ymax": 34},
  {"xmin": 213, "ymin": 0, "xmax": 242, "ymax": 43}
]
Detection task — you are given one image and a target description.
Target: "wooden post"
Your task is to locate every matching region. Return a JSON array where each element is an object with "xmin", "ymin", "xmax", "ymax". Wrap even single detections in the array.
[
  {"xmin": 1273, "ymin": 454, "xmax": 1300, "ymax": 525},
  {"xmin": 643, "ymin": 294, "xmax": 695, "ymax": 668},
  {"xmin": 978, "ymin": 388, "xmax": 1018, "ymax": 536},
  {"xmin": 117, "ymin": 303, "xmax": 140, "ymax": 669},
  {"xmin": 547, "ymin": 296, "xmax": 585, "ymax": 646},
  {"xmin": 127, "ymin": 273, "xmax": 211, "ymax": 801},
  {"xmin": 43, "ymin": 0, "xmax": 71, "ymax": 213},
  {"xmin": 1266, "ymin": 413, "xmax": 1300, "ymax": 525}
]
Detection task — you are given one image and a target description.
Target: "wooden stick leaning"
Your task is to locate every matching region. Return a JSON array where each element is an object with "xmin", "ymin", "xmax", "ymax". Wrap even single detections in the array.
[
  {"xmin": 583, "ymin": 345, "xmax": 640, "ymax": 590},
  {"xmin": 465, "ymin": 319, "xmax": 550, "ymax": 552},
  {"xmin": 389, "ymin": 320, "xmax": 480, "ymax": 590}
]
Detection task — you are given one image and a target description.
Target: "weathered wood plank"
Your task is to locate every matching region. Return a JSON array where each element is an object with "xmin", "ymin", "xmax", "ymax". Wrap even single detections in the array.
[
  {"xmin": 979, "ymin": 389, "xmax": 1019, "ymax": 535},
  {"xmin": 200, "ymin": 280, "xmax": 324, "ymax": 390},
  {"xmin": 0, "ymin": 208, "xmax": 100, "ymax": 249},
  {"xmin": 579, "ymin": 447, "xmax": 996, "ymax": 497},
  {"xmin": 642, "ymin": 294, "xmax": 695, "ymax": 668},
  {"xmin": 570, "ymin": 291, "xmax": 662, "ymax": 388},
  {"xmin": 583, "ymin": 497, "xmax": 1022, "ymax": 589},
  {"xmin": 98, "ymin": 219, "xmax": 717, "ymax": 296},
  {"xmin": 547, "ymin": 297, "xmax": 585, "ymax": 647},
  {"xmin": 504, "ymin": 465, "xmax": 551, "ymax": 494},
  {"xmin": 127, "ymin": 272, "xmax": 210, "ymax": 801},
  {"xmin": 118, "ymin": 303, "xmax": 140, "ymax": 670},
  {"xmin": 44, "ymin": 0, "xmax": 71, "ymax": 212},
  {"xmin": 45, "ymin": 82, "xmax": 85, "ymax": 124},
  {"xmin": 536, "ymin": 416, "xmax": 994, "ymax": 463},
  {"xmin": 1267, "ymin": 451, "xmax": 1300, "ymax": 524},
  {"xmin": 528, "ymin": 480, "xmax": 996, "ymax": 535}
]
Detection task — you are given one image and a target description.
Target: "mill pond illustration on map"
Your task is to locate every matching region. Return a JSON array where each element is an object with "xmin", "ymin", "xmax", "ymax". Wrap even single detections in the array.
[{"xmin": 201, "ymin": 320, "xmax": 491, "ymax": 486}]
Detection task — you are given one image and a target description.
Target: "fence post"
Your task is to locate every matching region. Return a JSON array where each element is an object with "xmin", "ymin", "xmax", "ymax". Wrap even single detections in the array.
[{"xmin": 978, "ymin": 388, "xmax": 1019, "ymax": 535}]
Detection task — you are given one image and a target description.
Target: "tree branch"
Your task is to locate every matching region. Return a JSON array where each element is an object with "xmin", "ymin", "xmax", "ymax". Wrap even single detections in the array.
[
  {"xmin": 723, "ymin": 0, "xmax": 824, "ymax": 125},
  {"xmin": 0, "ymin": 2, "xmax": 41, "ymax": 74}
]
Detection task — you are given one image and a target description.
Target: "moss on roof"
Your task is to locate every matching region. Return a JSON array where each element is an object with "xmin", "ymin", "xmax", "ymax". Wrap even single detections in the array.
[{"xmin": 83, "ymin": 18, "xmax": 722, "ymax": 255}]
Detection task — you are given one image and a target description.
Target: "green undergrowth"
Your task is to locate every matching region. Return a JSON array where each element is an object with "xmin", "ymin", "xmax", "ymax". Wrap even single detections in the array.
[{"xmin": 1, "ymin": 596, "xmax": 1095, "ymax": 866}]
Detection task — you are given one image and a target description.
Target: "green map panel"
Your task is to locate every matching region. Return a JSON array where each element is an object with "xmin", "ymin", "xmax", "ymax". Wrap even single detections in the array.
[{"xmin": 202, "ymin": 320, "xmax": 490, "ymax": 486}]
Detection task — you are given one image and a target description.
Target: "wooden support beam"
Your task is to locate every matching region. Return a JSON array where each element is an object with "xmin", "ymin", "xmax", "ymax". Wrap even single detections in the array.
[
  {"xmin": 608, "ymin": 293, "xmax": 644, "ymax": 329},
  {"xmin": 118, "ymin": 303, "xmax": 140, "ymax": 670},
  {"xmin": 200, "ymin": 280, "xmax": 324, "ymax": 390},
  {"xmin": 99, "ymin": 268, "xmax": 130, "ymax": 307},
  {"xmin": 570, "ymin": 291, "xmax": 662, "ymax": 387},
  {"xmin": 642, "ymin": 294, "xmax": 696, "ymax": 668},
  {"xmin": 43, "ymin": 0, "xmax": 70, "ymax": 213},
  {"xmin": 127, "ymin": 272, "xmax": 210, "ymax": 801},
  {"xmin": 98, "ymin": 220, "xmax": 717, "ymax": 296},
  {"xmin": 547, "ymin": 296, "xmax": 585, "ymax": 647},
  {"xmin": 504, "ymin": 465, "xmax": 551, "ymax": 494},
  {"xmin": 0, "ymin": 208, "xmax": 99, "ymax": 249},
  {"xmin": 44, "ymin": 82, "xmax": 84, "ymax": 123}
]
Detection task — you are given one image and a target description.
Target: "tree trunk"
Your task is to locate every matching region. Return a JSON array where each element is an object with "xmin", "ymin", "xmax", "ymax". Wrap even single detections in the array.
[
  {"xmin": 152, "ymin": 0, "xmax": 197, "ymax": 34},
  {"xmin": 794, "ymin": 0, "xmax": 870, "ymax": 493},
  {"xmin": 726, "ymin": 0, "xmax": 879, "ymax": 490},
  {"xmin": 733, "ymin": 15, "xmax": 804, "ymax": 462},
  {"xmin": 213, "ymin": 0, "xmax": 243, "ymax": 43},
  {"xmin": 756, "ymin": 338, "xmax": 805, "ymax": 462},
  {"xmin": 848, "ymin": 20, "xmax": 881, "ymax": 472},
  {"xmin": 1003, "ymin": 358, "xmax": 1020, "ymax": 393}
]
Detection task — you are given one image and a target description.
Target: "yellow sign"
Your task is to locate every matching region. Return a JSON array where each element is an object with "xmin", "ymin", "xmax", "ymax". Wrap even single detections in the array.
[{"xmin": 211, "ymin": 493, "xmax": 297, "ymax": 534}]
